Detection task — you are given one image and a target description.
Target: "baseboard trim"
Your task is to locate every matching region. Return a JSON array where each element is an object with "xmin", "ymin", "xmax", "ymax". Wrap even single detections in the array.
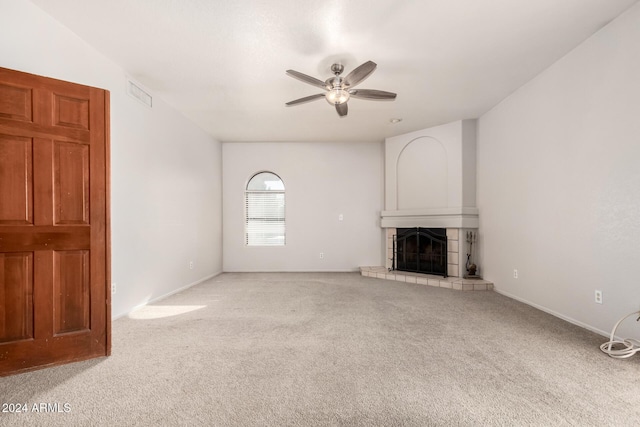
[
  {"xmin": 112, "ymin": 271, "xmax": 222, "ymax": 320},
  {"xmin": 221, "ymin": 269, "xmax": 360, "ymax": 273},
  {"xmin": 494, "ymin": 287, "xmax": 612, "ymax": 339}
]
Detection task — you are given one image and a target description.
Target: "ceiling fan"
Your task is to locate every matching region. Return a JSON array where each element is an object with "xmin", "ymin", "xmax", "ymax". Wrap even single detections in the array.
[{"xmin": 285, "ymin": 61, "xmax": 397, "ymax": 117}]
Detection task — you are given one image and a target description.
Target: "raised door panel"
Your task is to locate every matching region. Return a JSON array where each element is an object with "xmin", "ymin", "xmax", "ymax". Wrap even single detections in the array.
[
  {"xmin": 54, "ymin": 141, "xmax": 89, "ymax": 225},
  {"xmin": 53, "ymin": 94, "xmax": 89, "ymax": 131},
  {"xmin": 0, "ymin": 253, "xmax": 34, "ymax": 343},
  {"xmin": 53, "ymin": 250, "xmax": 89, "ymax": 335},
  {"xmin": 0, "ymin": 83, "xmax": 33, "ymax": 122},
  {"xmin": 0, "ymin": 134, "xmax": 33, "ymax": 225}
]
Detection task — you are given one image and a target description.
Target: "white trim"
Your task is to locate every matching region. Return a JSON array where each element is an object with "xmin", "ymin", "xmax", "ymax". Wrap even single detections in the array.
[
  {"xmin": 493, "ymin": 287, "xmax": 612, "ymax": 339},
  {"xmin": 222, "ymin": 269, "xmax": 360, "ymax": 273}
]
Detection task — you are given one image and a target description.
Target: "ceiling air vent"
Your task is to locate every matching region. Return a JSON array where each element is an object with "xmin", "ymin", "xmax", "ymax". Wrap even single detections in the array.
[{"xmin": 127, "ymin": 80, "xmax": 152, "ymax": 108}]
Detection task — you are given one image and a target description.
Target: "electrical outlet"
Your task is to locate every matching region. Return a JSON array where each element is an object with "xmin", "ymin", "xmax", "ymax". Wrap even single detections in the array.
[
  {"xmin": 319, "ymin": 252, "xmax": 324, "ymax": 259},
  {"xmin": 595, "ymin": 290, "xmax": 603, "ymax": 304},
  {"xmin": 111, "ymin": 283, "xmax": 116, "ymax": 294},
  {"xmin": 338, "ymin": 214, "xmax": 343, "ymax": 221},
  {"xmin": 513, "ymin": 269, "xmax": 518, "ymax": 279},
  {"xmin": 189, "ymin": 261, "xmax": 194, "ymax": 270}
]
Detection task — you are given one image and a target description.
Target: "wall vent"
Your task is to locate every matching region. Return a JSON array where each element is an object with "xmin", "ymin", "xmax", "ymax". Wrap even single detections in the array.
[{"xmin": 127, "ymin": 80, "xmax": 152, "ymax": 108}]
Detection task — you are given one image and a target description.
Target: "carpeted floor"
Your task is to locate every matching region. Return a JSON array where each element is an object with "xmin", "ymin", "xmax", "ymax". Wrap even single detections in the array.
[{"xmin": 1, "ymin": 272, "xmax": 639, "ymax": 426}]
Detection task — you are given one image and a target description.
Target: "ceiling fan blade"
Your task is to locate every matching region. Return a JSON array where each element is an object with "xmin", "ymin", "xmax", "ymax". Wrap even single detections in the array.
[
  {"xmin": 285, "ymin": 93, "xmax": 325, "ymax": 106},
  {"xmin": 349, "ymin": 89, "xmax": 397, "ymax": 100},
  {"xmin": 336, "ymin": 102, "xmax": 348, "ymax": 117},
  {"xmin": 343, "ymin": 61, "xmax": 377, "ymax": 87},
  {"xmin": 286, "ymin": 70, "xmax": 328, "ymax": 89}
]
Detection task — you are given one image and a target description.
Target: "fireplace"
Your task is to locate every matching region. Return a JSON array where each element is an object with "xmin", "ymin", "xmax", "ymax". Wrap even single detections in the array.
[{"xmin": 394, "ymin": 228, "xmax": 448, "ymax": 277}]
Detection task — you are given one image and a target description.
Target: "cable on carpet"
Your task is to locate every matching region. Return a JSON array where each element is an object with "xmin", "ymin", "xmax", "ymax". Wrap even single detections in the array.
[{"xmin": 600, "ymin": 310, "xmax": 640, "ymax": 359}]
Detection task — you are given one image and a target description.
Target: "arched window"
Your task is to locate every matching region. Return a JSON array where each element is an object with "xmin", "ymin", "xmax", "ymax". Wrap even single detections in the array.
[{"xmin": 245, "ymin": 172, "xmax": 285, "ymax": 246}]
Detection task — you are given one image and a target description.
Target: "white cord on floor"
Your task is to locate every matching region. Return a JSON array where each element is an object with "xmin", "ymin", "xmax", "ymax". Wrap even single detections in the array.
[{"xmin": 600, "ymin": 310, "xmax": 640, "ymax": 359}]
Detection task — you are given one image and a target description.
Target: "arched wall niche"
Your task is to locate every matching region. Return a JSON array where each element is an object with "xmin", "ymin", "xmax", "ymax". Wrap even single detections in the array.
[{"xmin": 396, "ymin": 136, "xmax": 448, "ymax": 209}]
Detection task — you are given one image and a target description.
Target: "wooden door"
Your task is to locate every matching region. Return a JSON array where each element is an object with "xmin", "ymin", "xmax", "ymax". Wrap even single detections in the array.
[{"xmin": 0, "ymin": 67, "xmax": 110, "ymax": 376}]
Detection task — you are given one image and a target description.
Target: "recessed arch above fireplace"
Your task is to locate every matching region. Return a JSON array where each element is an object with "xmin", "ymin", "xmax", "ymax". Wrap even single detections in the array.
[{"xmin": 396, "ymin": 136, "xmax": 448, "ymax": 210}]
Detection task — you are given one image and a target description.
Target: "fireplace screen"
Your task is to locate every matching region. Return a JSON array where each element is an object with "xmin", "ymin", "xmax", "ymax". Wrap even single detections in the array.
[{"xmin": 394, "ymin": 228, "xmax": 448, "ymax": 277}]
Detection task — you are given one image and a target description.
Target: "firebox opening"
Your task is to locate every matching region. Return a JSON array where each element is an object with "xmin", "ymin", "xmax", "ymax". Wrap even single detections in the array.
[{"xmin": 394, "ymin": 228, "xmax": 448, "ymax": 277}]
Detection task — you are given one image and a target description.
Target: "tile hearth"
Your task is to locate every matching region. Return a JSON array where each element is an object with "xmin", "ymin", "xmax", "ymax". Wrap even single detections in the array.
[{"xmin": 360, "ymin": 266, "xmax": 494, "ymax": 291}]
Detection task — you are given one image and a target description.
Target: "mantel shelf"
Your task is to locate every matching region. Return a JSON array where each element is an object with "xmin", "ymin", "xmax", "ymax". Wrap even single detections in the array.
[{"xmin": 381, "ymin": 207, "xmax": 479, "ymax": 229}]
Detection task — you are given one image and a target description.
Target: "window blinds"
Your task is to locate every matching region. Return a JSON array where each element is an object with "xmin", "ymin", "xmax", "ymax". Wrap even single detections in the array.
[{"xmin": 245, "ymin": 191, "xmax": 285, "ymax": 246}]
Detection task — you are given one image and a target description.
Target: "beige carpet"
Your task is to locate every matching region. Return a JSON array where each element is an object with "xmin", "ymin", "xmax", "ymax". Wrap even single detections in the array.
[{"xmin": 1, "ymin": 272, "xmax": 639, "ymax": 426}]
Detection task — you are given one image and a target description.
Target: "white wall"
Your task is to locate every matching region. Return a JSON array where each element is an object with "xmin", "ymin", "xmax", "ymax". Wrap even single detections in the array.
[
  {"xmin": 223, "ymin": 142, "xmax": 384, "ymax": 271},
  {"xmin": 477, "ymin": 3, "xmax": 640, "ymax": 338},
  {"xmin": 1, "ymin": 0, "xmax": 223, "ymax": 319}
]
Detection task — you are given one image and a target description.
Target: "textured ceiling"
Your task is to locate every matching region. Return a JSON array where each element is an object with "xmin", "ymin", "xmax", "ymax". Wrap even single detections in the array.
[{"xmin": 30, "ymin": 0, "xmax": 638, "ymax": 142}]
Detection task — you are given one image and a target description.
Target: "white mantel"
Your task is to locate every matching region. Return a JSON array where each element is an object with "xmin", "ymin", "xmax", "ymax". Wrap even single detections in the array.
[{"xmin": 380, "ymin": 207, "xmax": 479, "ymax": 229}]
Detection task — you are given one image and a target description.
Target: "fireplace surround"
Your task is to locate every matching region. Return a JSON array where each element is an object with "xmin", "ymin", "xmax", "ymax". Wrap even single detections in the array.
[
  {"xmin": 386, "ymin": 227, "xmax": 463, "ymax": 278},
  {"xmin": 360, "ymin": 119, "xmax": 493, "ymax": 290}
]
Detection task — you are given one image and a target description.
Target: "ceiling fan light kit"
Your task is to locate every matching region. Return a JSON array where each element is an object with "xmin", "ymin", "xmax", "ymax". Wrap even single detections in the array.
[
  {"xmin": 326, "ymin": 89, "xmax": 350, "ymax": 105},
  {"xmin": 286, "ymin": 60, "xmax": 396, "ymax": 117}
]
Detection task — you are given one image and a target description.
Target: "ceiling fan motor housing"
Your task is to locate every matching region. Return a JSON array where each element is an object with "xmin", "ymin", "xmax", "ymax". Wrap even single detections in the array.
[{"xmin": 331, "ymin": 63, "xmax": 344, "ymax": 75}]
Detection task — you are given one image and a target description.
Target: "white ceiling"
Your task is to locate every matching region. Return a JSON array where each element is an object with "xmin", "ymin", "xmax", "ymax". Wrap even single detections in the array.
[{"xmin": 30, "ymin": 0, "xmax": 638, "ymax": 142}]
